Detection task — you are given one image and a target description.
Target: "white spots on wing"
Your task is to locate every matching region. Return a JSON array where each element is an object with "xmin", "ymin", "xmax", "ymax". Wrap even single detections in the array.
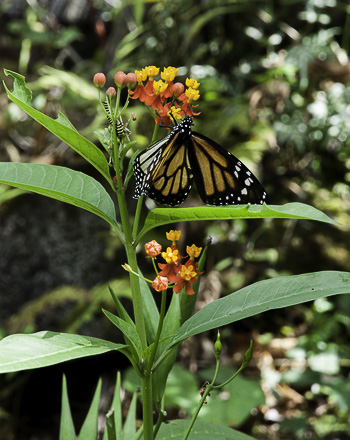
[
  {"xmin": 241, "ymin": 188, "xmax": 248, "ymax": 195},
  {"xmin": 234, "ymin": 171, "xmax": 239, "ymax": 178},
  {"xmin": 244, "ymin": 178, "xmax": 251, "ymax": 186}
]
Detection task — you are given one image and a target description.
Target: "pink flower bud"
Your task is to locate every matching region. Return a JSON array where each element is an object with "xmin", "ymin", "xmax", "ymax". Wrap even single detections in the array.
[
  {"xmin": 152, "ymin": 276, "xmax": 169, "ymax": 292},
  {"xmin": 125, "ymin": 72, "xmax": 137, "ymax": 87},
  {"xmin": 106, "ymin": 87, "xmax": 117, "ymax": 97},
  {"xmin": 145, "ymin": 240, "xmax": 162, "ymax": 257},
  {"xmin": 114, "ymin": 71, "xmax": 127, "ymax": 88},
  {"xmin": 172, "ymin": 82, "xmax": 185, "ymax": 98},
  {"xmin": 93, "ymin": 72, "xmax": 106, "ymax": 88}
]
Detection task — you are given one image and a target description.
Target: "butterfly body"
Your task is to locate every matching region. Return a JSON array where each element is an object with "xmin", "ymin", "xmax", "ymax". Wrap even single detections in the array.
[{"xmin": 133, "ymin": 117, "xmax": 268, "ymax": 206}]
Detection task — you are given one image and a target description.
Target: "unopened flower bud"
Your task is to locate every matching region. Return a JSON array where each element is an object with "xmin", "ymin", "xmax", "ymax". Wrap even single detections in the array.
[
  {"xmin": 114, "ymin": 71, "xmax": 127, "ymax": 88},
  {"xmin": 125, "ymin": 72, "xmax": 137, "ymax": 87},
  {"xmin": 122, "ymin": 263, "xmax": 132, "ymax": 272},
  {"xmin": 93, "ymin": 72, "xmax": 106, "ymax": 88},
  {"xmin": 172, "ymin": 82, "xmax": 184, "ymax": 98},
  {"xmin": 152, "ymin": 276, "xmax": 169, "ymax": 292},
  {"xmin": 106, "ymin": 87, "xmax": 117, "ymax": 97},
  {"xmin": 132, "ymin": 113, "xmax": 137, "ymax": 121},
  {"xmin": 144, "ymin": 240, "xmax": 162, "ymax": 257},
  {"xmin": 214, "ymin": 331, "xmax": 222, "ymax": 361}
]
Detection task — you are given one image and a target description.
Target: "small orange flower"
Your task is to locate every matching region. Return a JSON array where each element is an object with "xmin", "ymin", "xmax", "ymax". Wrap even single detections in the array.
[
  {"xmin": 144, "ymin": 65, "xmax": 160, "ymax": 80},
  {"xmin": 161, "ymin": 66, "xmax": 179, "ymax": 82},
  {"xmin": 187, "ymin": 244, "xmax": 202, "ymax": 259},
  {"xmin": 161, "ymin": 247, "xmax": 179, "ymax": 264},
  {"xmin": 185, "ymin": 87, "xmax": 200, "ymax": 103},
  {"xmin": 166, "ymin": 230, "xmax": 181, "ymax": 243},
  {"xmin": 152, "ymin": 275, "xmax": 169, "ymax": 292},
  {"xmin": 167, "ymin": 106, "xmax": 183, "ymax": 120},
  {"xmin": 185, "ymin": 78, "xmax": 200, "ymax": 89},
  {"xmin": 173, "ymin": 264, "xmax": 198, "ymax": 295},
  {"xmin": 144, "ymin": 240, "xmax": 162, "ymax": 257}
]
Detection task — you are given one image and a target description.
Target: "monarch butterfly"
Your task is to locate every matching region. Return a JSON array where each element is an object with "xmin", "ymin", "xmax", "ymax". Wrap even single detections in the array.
[{"xmin": 133, "ymin": 116, "xmax": 268, "ymax": 206}]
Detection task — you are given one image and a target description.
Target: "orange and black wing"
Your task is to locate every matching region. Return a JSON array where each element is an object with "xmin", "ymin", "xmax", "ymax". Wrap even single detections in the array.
[
  {"xmin": 133, "ymin": 132, "xmax": 193, "ymax": 206},
  {"xmin": 189, "ymin": 132, "xmax": 268, "ymax": 205}
]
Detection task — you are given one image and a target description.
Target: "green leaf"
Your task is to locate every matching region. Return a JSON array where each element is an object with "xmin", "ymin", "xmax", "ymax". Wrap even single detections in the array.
[
  {"xmin": 4, "ymin": 69, "xmax": 32, "ymax": 105},
  {"xmin": 60, "ymin": 375, "xmax": 76, "ymax": 440},
  {"xmin": 0, "ymin": 162, "xmax": 121, "ymax": 238},
  {"xmin": 3, "ymin": 70, "xmax": 113, "ymax": 188},
  {"xmin": 0, "ymin": 331, "xmax": 126, "ymax": 373},
  {"xmin": 152, "ymin": 293, "xmax": 181, "ymax": 403},
  {"xmin": 103, "ymin": 372, "xmax": 122, "ymax": 440},
  {"xmin": 103, "ymin": 309, "xmax": 143, "ymax": 360},
  {"xmin": 122, "ymin": 392, "xmax": 138, "ymax": 438},
  {"xmin": 136, "ymin": 203, "xmax": 336, "ymax": 244},
  {"xmin": 105, "ymin": 410, "xmax": 117, "ymax": 440},
  {"xmin": 78, "ymin": 378, "xmax": 102, "ymax": 440},
  {"xmin": 156, "ymin": 419, "xmax": 256, "ymax": 440},
  {"xmin": 139, "ymin": 273, "xmax": 159, "ymax": 344},
  {"xmin": 167, "ymin": 271, "xmax": 350, "ymax": 351}
]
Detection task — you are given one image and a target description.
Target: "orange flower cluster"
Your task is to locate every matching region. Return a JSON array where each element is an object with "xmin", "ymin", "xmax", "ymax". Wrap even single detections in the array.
[
  {"xmin": 145, "ymin": 230, "xmax": 203, "ymax": 295},
  {"xmin": 129, "ymin": 66, "xmax": 200, "ymax": 125}
]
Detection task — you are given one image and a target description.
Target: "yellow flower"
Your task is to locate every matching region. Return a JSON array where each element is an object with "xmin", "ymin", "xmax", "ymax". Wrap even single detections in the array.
[
  {"xmin": 167, "ymin": 106, "xmax": 182, "ymax": 120},
  {"xmin": 185, "ymin": 87, "xmax": 200, "ymax": 102},
  {"xmin": 185, "ymin": 78, "xmax": 200, "ymax": 89},
  {"xmin": 187, "ymin": 244, "xmax": 202, "ymax": 259},
  {"xmin": 153, "ymin": 80, "xmax": 168, "ymax": 94},
  {"xmin": 135, "ymin": 69, "xmax": 147, "ymax": 84},
  {"xmin": 161, "ymin": 247, "xmax": 179, "ymax": 264},
  {"xmin": 180, "ymin": 264, "xmax": 197, "ymax": 281},
  {"xmin": 161, "ymin": 66, "xmax": 179, "ymax": 82},
  {"xmin": 166, "ymin": 230, "xmax": 181, "ymax": 242},
  {"xmin": 144, "ymin": 66, "xmax": 160, "ymax": 80}
]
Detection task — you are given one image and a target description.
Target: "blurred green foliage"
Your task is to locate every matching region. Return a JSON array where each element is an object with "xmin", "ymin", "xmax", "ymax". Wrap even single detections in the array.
[{"xmin": 1, "ymin": 0, "xmax": 350, "ymax": 438}]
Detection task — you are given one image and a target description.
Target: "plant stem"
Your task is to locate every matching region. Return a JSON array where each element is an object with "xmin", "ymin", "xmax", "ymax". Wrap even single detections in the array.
[
  {"xmin": 147, "ymin": 290, "xmax": 167, "ymax": 374},
  {"xmin": 110, "ymin": 119, "xmax": 155, "ymax": 439},
  {"xmin": 181, "ymin": 384, "xmax": 212, "ymax": 440},
  {"xmin": 141, "ymin": 375, "xmax": 154, "ymax": 440},
  {"xmin": 132, "ymin": 196, "xmax": 144, "ymax": 240}
]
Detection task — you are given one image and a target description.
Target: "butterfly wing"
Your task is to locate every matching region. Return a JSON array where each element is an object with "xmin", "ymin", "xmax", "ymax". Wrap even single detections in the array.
[
  {"xmin": 133, "ymin": 132, "xmax": 193, "ymax": 206},
  {"xmin": 189, "ymin": 132, "xmax": 268, "ymax": 205}
]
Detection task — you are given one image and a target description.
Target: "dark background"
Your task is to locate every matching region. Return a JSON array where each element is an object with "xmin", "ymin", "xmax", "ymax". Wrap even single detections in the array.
[{"xmin": 0, "ymin": 0, "xmax": 350, "ymax": 439}]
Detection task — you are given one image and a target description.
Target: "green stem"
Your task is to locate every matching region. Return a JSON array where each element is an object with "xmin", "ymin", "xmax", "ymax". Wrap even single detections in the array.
[
  {"xmin": 181, "ymin": 384, "xmax": 212, "ymax": 440},
  {"xmin": 110, "ymin": 120, "xmax": 154, "ymax": 439},
  {"xmin": 141, "ymin": 375, "xmax": 154, "ymax": 440},
  {"xmin": 153, "ymin": 399, "xmax": 165, "ymax": 438},
  {"xmin": 147, "ymin": 290, "xmax": 167, "ymax": 374},
  {"xmin": 132, "ymin": 196, "xmax": 144, "ymax": 240}
]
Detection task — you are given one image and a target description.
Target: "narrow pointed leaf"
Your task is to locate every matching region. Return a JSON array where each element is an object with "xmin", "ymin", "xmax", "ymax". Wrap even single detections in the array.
[
  {"xmin": 166, "ymin": 271, "xmax": 350, "ymax": 350},
  {"xmin": 0, "ymin": 162, "xmax": 121, "ymax": 238},
  {"xmin": 60, "ymin": 375, "xmax": 76, "ymax": 440},
  {"xmin": 139, "ymin": 273, "xmax": 159, "ymax": 344},
  {"xmin": 103, "ymin": 372, "xmax": 122, "ymax": 440},
  {"xmin": 103, "ymin": 309, "xmax": 143, "ymax": 360},
  {"xmin": 105, "ymin": 410, "xmax": 117, "ymax": 440},
  {"xmin": 78, "ymin": 378, "xmax": 102, "ymax": 440},
  {"xmin": 0, "ymin": 331, "xmax": 126, "ymax": 373},
  {"xmin": 122, "ymin": 392, "xmax": 138, "ymax": 438},
  {"xmin": 136, "ymin": 203, "xmax": 336, "ymax": 244},
  {"xmin": 3, "ymin": 70, "xmax": 113, "ymax": 188}
]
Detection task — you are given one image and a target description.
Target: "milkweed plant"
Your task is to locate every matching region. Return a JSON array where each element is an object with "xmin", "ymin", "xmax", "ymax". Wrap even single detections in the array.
[{"xmin": 0, "ymin": 66, "xmax": 350, "ymax": 440}]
